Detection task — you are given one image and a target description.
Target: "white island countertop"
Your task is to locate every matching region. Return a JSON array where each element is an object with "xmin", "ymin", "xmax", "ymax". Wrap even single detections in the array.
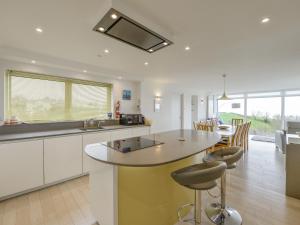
[{"xmin": 85, "ymin": 129, "xmax": 221, "ymax": 167}]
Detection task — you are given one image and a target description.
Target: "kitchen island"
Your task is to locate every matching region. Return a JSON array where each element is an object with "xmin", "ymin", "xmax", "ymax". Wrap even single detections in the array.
[{"xmin": 85, "ymin": 129, "xmax": 221, "ymax": 225}]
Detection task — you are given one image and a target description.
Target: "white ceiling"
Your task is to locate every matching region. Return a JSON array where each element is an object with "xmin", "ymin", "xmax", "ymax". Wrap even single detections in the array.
[{"xmin": 0, "ymin": 0, "xmax": 300, "ymax": 93}]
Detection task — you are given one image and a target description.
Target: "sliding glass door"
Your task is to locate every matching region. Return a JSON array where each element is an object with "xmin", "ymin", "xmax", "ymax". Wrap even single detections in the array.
[
  {"xmin": 216, "ymin": 90, "xmax": 300, "ymax": 138},
  {"xmin": 247, "ymin": 97, "xmax": 281, "ymax": 136}
]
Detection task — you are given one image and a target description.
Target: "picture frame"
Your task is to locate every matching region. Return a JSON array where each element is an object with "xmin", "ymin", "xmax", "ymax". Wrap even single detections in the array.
[{"xmin": 122, "ymin": 90, "xmax": 131, "ymax": 100}]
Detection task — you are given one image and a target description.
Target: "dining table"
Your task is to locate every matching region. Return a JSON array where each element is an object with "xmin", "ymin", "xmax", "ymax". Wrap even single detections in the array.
[{"xmin": 216, "ymin": 125, "xmax": 236, "ymax": 137}]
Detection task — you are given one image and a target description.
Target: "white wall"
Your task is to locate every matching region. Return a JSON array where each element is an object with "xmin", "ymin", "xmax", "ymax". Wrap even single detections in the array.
[
  {"xmin": 140, "ymin": 80, "xmax": 181, "ymax": 133},
  {"xmin": 0, "ymin": 59, "xmax": 140, "ymax": 119},
  {"xmin": 140, "ymin": 80, "xmax": 207, "ymax": 133}
]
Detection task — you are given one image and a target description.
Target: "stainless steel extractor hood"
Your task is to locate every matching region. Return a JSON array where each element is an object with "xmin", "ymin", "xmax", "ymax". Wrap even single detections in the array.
[{"xmin": 93, "ymin": 8, "xmax": 173, "ymax": 53}]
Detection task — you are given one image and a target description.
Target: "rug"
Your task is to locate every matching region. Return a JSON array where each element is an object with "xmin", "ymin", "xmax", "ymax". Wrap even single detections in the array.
[{"xmin": 251, "ymin": 135, "xmax": 275, "ymax": 143}]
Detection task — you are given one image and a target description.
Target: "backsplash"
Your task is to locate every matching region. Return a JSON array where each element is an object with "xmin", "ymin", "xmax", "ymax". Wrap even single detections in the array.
[{"xmin": 0, "ymin": 120, "xmax": 120, "ymax": 135}]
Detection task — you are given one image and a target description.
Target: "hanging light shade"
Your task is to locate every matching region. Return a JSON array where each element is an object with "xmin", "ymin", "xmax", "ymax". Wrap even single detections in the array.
[{"xmin": 218, "ymin": 74, "xmax": 231, "ymax": 100}]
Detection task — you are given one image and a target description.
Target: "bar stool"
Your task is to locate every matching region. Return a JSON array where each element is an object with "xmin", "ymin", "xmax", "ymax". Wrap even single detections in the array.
[
  {"xmin": 171, "ymin": 161, "xmax": 227, "ymax": 224},
  {"xmin": 202, "ymin": 146, "xmax": 243, "ymax": 225}
]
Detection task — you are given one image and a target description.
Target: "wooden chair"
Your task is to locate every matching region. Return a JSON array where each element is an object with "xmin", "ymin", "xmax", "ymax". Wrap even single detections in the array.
[
  {"xmin": 193, "ymin": 121, "xmax": 199, "ymax": 130},
  {"xmin": 213, "ymin": 124, "xmax": 243, "ymax": 151},
  {"xmin": 232, "ymin": 118, "xmax": 244, "ymax": 126},
  {"xmin": 196, "ymin": 123, "xmax": 214, "ymax": 132},
  {"xmin": 244, "ymin": 122, "xmax": 251, "ymax": 151}
]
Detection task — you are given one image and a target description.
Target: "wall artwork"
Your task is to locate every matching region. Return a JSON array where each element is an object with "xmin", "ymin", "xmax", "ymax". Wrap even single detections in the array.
[{"xmin": 122, "ymin": 90, "xmax": 131, "ymax": 100}]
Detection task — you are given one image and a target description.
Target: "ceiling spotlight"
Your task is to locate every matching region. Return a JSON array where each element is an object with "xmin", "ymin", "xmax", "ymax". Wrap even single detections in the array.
[
  {"xmin": 83, "ymin": 70, "xmax": 87, "ymax": 73},
  {"xmin": 111, "ymin": 14, "xmax": 118, "ymax": 20},
  {"xmin": 98, "ymin": 27, "xmax": 105, "ymax": 32},
  {"xmin": 104, "ymin": 49, "xmax": 109, "ymax": 53},
  {"xmin": 185, "ymin": 46, "xmax": 190, "ymax": 51},
  {"xmin": 149, "ymin": 49, "xmax": 153, "ymax": 52},
  {"xmin": 31, "ymin": 60, "xmax": 36, "ymax": 64},
  {"xmin": 261, "ymin": 17, "xmax": 270, "ymax": 23},
  {"xmin": 163, "ymin": 42, "xmax": 168, "ymax": 46},
  {"xmin": 35, "ymin": 27, "xmax": 43, "ymax": 33},
  {"xmin": 144, "ymin": 62, "xmax": 149, "ymax": 66}
]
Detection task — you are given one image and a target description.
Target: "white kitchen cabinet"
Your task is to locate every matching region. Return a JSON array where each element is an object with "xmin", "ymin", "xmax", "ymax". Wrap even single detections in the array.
[
  {"xmin": 0, "ymin": 140, "xmax": 44, "ymax": 198},
  {"xmin": 82, "ymin": 131, "xmax": 111, "ymax": 173},
  {"xmin": 44, "ymin": 135, "xmax": 82, "ymax": 184},
  {"xmin": 131, "ymin": 126, "xmax": 150, "ymax": 137},
  {"xmin": 110, "ymin": 128, "xmax": 134, "ymax": 140}
]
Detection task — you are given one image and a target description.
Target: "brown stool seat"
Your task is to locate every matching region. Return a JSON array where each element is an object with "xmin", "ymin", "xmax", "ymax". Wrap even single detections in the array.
[
  {"xmin": 171, "ymin": 161, "xmax": 226, "ymax": 190},
  {"xmin": 203, "ymin": 146, "xmax": 243, "ymax": 169}
]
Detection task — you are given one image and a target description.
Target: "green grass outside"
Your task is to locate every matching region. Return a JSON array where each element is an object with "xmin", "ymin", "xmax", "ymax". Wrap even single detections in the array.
[{"xmin": 219, "ymin": 112, "xmax": 281, "ymax": 136}]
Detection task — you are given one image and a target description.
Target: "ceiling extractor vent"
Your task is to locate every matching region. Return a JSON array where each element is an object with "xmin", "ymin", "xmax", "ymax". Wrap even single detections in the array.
[{"xmin": 93, "ymin": 8, "xmax": 173, "ymax": 53}]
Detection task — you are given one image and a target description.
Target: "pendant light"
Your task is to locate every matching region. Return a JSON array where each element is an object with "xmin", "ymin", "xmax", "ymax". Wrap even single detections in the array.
[{"xmin": 218, "ymin": 74, "xmax": 231, "ymax": 100}]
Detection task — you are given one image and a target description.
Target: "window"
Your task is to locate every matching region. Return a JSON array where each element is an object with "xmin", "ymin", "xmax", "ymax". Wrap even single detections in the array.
[
  {"xmin": 218, "ymin": 99, "xmax": 245, "ymax": 125},
  {"xmin": 247, "ymin": 92, "xmax": 280, "ymax": 97},
  {"xmin": 285, "ymin": 96, "xmax": 300, "ymax": 121},
  {"xmin": 285, "ymin": 90, "xmax": 300, "ymax": 96},
  {"xmin": 5, "ymin": 70, "xmax": 112, "ymax": 122}
]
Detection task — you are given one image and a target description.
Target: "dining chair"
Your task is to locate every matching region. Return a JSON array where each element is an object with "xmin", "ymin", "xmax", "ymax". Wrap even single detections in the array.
[
  {"xmin": 213, "ymin": 124, "xmax": 243, "ymax": 151},
  {"xmin": 244, "ymin": 122, "xmax": 251, "ymax": 151},
  {"xmin": 232, "ymin": 118, "xmax": 244, "ymax": 126},
  {"xmin": 197, "ymin": 123, "xmax": 214, "ymax": 132},
  {"xmin": 193, "ymin": 121, "xmax": 199, "ymax": 130}
]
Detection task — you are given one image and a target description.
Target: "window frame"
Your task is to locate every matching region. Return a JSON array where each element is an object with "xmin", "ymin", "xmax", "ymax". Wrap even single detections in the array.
[{"xmin": 5, "ymin": 70, "xmax": 113, "ymax": 122}]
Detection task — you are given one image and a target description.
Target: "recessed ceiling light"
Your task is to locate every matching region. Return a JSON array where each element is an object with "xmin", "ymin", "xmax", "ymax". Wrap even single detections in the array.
[
  {"xmin": 163, "ymin": 42, "xmax": 168, "ymax": 46},
  {"xmin": 104, "ymin": 49, "xmax": 109, "ymax": 53},
  {"xmin": 98, "ymin": 27, "xmax": 105, "ymax": 32},
  {"xmin": 144, "ymin": 62, "xmax": 149, "ymax": 66},
  {"xmin": 111, "ymin": 14, "xmax": 118, "ymax": 20},
  {"xmin": 35, "ymin": 27, "xmax": 43, "ymax": 33},
  {"xmin": 261, "ymin": 17, "xmax": 270, "ymax": 23},
  {"xmin": 31, "ymin": 60, "xmax": 36, "ymax": 64},
  {"xmin": 83, "ymin": 70, "xmax": 87, "ymax": 73},
  {"xmin": 149, "ymin": 49, "xmax": 153, "ymax": 52},
  {"xmin": 117, "ymin": 76, "xmax": 123, "ymax": 80},
  {"xmin": 185, "ymin": 46, "xmax": 190, "ymax": 51}
]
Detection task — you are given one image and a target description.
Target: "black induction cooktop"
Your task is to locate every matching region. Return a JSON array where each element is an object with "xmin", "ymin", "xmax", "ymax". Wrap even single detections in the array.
[{"xmin": 103, "ymin": 137, "xmax": 163, "ymax": 153}]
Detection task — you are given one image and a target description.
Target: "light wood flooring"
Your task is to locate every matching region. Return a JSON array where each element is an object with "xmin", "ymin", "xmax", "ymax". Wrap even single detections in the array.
[{"xmin": 0, "ymin": 140, "xmax": 300, "ymax": 225}]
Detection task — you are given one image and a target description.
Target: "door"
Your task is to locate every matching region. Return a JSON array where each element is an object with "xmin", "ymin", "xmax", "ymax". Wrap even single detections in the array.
[
  {"xmin": 44, "ymin": 135, "xmax": 83, "ymax": 184},
  {"xmin": 0, "ymin": 140, "xmax": 44, "ymax": 198}
]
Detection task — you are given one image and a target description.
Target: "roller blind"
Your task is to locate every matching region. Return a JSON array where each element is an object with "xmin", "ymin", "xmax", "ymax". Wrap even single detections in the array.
[{"xmin": 5, "ymin": 70, "xmax": 112, "ymax": 122}]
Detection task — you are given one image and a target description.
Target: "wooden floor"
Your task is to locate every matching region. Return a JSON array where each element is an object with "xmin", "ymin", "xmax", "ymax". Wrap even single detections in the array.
[{"xmin": 0, "ymin": 140, "xmax": 300, "ymax": 225}]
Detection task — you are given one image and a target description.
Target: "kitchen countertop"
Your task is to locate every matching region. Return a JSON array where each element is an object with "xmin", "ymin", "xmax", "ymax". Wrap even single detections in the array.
[
  {"xmin": 85, "ymin": 129, "xmax": 221, "ymax": 167},
  {"xmin": 0, "ymin": 125, "xmax": 148, "ymax": 142}
]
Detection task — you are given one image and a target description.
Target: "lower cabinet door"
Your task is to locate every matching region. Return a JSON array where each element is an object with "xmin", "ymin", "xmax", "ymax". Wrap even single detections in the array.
[
  {"xmin": 0, "ymin": 140, "xmax": 44, "ymax": 198},
  {"xmin": 131, "ymin": 127, "xmax": 150, "ymax": 137},
  {"xmin": 110, "ymin": 128, "xmax": 134, "ymax": 140},
  {"xmin": 44, "ymin": 135, "xmax": 83, "ymax": 184},
  {"xmin": 82, "ymin": 131, "xmax": 111, "ymax": 173}
]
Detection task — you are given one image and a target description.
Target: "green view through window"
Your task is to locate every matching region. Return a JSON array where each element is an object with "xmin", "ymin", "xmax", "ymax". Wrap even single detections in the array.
[{"xmin": 5, "ymin": 70, "xmax": 112, "ymax": 122}]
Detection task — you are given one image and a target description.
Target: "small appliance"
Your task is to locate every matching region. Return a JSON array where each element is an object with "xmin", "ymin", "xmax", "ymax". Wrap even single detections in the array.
[{"xmin": 119, "ymin": 114, "xmax": 144, "ymax": 125}]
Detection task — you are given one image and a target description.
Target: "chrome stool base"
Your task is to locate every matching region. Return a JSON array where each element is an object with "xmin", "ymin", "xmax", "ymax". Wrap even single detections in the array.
[{"xmin": 205, "ymin": 204, "xmax": 242, "ymax": 225}]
